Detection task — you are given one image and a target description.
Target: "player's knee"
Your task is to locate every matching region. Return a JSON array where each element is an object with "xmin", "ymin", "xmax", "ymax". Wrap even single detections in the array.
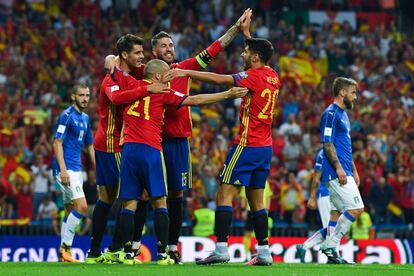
[
  {"xmin": 248, "ymin": 199, "xmax": 264, "ymax": 212},
  {"xmin": 151, "ymin": 196, "xmax": 167, "ymax": 209},
  {"xmin": 347, "ymin": 208, "xmax": 364, "ymax": 218},
  {"xmin": 76, "ymin": 203, "xmax": 88, "ymax": 216}
]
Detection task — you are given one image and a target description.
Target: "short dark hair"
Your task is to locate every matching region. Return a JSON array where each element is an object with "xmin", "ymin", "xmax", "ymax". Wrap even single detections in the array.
[
  {"xmin": 72, "ymin": 84, "xmax": 89, "ymax": 95},
  {"xmin": 151, "ymin": 31, "xmax": 172, "ymax": 48},
  {"xmin": 245, "ymin": 38, "xmax": 274, "ymax": 64},
  {"xmin": 116, "ymin": 34, "xmax": 144, "ymax": 56},
  {"xmin": 332, "ymin": 77, "xmax": 357, "ymax": 96}
]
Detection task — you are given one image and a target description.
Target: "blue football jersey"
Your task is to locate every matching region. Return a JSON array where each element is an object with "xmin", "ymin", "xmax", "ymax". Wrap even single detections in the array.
[
  {"xmin": 320, "ymin": 103, "xmax": 353, "ymax": 182},
  {"xmin": 314, "ymin": 149, "xmax": 329, "ymax": 198},
  {"xmin": 52, "ymin": 106, "xmax": 93, "ymax": 175}
]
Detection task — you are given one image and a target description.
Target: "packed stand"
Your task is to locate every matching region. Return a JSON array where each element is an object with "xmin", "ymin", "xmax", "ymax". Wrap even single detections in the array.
[{"xmin": 0, "ymin": 0, "xmax": 413, "ymax": 236}]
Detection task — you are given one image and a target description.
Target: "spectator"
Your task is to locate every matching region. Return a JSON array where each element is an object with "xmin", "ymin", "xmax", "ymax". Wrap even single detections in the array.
[
  {"xmin": 282, "ymin": 135, "xmax": 303, "ymax": 172},
  {"xmin": 201, "ymin": 164, "xmax": 218, "ymax": 201},
  {"xmin": 30, "ymin": 155, "xmax": 50, "ymax": 218},
  {"xmin": 280, "ymin": 172, "xmax": 305, "ymax": 224},
  {"xmin": 37, "ymin": 194, "xmax": 58, "ymax": 223},
  {"xmin": 369, "ymin": 176, "xmax": 393, "ymax": 225},
  {"xmin": 279, "ymin": 114, "xmax": 302, "ymax": 139}
]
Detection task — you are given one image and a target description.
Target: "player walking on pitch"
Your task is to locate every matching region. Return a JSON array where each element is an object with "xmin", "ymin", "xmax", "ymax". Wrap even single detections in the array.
[
  {"xmin": 52, "ymin": 84, "xmax": 95, "ymax": 262},
  {"xmin": 319, "ymin": 77, "xmax": 364, "ymax": 264}
]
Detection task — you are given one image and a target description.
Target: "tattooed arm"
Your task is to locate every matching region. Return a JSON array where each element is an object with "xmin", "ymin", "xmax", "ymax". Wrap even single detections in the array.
[
  {"xmin": 323, "ymin": 142, "xmax": 347, "ymax": 184},
  {"xmin": 218, "ymin": 8, "xmax": 252, "ymax": 48}
]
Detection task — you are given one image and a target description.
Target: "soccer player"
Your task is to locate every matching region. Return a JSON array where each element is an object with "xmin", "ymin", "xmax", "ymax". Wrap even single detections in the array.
[
  {"xmin": 112, "ymin": 59, "xmax": 248, "ymax": 265},
  {"xmin": 105, "ymin": 8, "xmax": 253, "ymax": 264},
  {"xmin": 319, "ymin": 77, "xmax": 364, "ymax": 264},
  {"xmin": 52, "ymin": 84, "xmax": 95, "ymax": 262},
  {"xmin": 165, "ymin": 38, "xmax": 279, "ymax": 266},
  {"xmin": 295, "ymin": 149, "xmax": 341, "ymax": 263},
  {"xmin": 85, "ymin": 34, "xmax": 169, "ymax": 263}
]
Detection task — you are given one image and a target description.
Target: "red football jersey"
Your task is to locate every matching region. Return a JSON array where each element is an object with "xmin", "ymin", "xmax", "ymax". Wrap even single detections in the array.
[
  {"xmin": 162, "ymin": 40, "xmax": 223, "ymax": 139},
  {"xmin": 94, "ymin": 69, "xmax": 149, "ymax": 153},
  {"xmin": 232, "ymin": 66, "xmax": 281, "ymax": 147},
  {"xmin": 120, "ymin": 77, "xmax": 187, "ymax": 150}
]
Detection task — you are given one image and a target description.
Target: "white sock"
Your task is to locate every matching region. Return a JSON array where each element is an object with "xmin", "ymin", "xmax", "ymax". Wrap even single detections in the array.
[
  {"xmin": 215, "ymin": 242, "xmax": 228, "ymax": 254},
  {"xmin": 62, "ymin": 210, "xmax": 83, "ymax": 247},
  {"xmin": 168, "ymin": 245, "xmax": 177, "ymax": 252},
  {"xmin": 132, "ymin": 241, "xmax": 141, "ymax": 250},
  {"xmin": 304, "ymin": 228, "xmax": 326, "ymax": 249},
  {"xmin": 257, "ymin": 245, "xmax": 270, "ymax": 257},
  {"xmin": 60, "ymin": 219, "xmax": 67, "ymax": 246},
  {"xmin": 325, "ymin": 212, "xmax": 354, "ymax": 248},
  {"xmin": 327, "ymin": 220, "xmax": 337, "ymax": 238}
]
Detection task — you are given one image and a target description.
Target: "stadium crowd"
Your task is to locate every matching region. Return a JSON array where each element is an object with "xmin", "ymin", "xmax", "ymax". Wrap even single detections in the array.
[{"xmin": 0, "ymin": 0, "xmax": 413, "ymax": 235}]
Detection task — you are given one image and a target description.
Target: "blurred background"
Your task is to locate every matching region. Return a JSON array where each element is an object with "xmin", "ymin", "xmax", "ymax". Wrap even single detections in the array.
[{"xmin": 0, "ymin": 0, "xmax": 414, "ymax": 261}]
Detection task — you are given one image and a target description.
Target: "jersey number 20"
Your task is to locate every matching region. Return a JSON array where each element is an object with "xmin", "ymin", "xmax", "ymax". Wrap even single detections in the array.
[
  {"xmin": 258, "ymin": 88, "xmax": 279, "ymax": 119},
  {"xmin": 127, "ymin": 96, "xmax": 150, "ymax": 120}
]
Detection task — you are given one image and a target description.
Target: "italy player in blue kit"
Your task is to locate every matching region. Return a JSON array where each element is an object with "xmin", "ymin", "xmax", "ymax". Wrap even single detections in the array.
[
  {"xmin": 52, "ymin": 84, "xmax": 95, "ymax": 262},
  {"xmin": 319, "ymin": 77, "xmax": 364, "ymax": 264}
]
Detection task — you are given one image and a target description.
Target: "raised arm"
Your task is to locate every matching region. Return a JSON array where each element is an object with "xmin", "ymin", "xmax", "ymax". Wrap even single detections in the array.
[{"xmin": 218, "ymin": 8, "xmax": 252, "ymax": 48}]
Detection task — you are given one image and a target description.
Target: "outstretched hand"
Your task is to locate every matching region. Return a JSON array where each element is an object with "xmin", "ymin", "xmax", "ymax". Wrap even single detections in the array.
[
  {"xmin": 163, "ymin": 69, "xmax": 187, "ymax": 82},
  {"xmin": 227, "ymin": 87, "xmax": 249, "ymax": 99}
]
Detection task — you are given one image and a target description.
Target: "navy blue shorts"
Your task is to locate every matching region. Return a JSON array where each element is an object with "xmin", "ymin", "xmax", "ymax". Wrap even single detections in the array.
[
  {"xmin": 119, "ymin": 143, "xmax": 167, "ymax": 200},
  {"xmin": 220, "ymin": 144, "xmax": 272, "ymax": 188},
  {"xmin": 162, "ymin": 138, "xmax": 192, "ymax": 191},
  {"xmin": 95, "ymin": 150, "xmax": 121, "ymax": 187}
]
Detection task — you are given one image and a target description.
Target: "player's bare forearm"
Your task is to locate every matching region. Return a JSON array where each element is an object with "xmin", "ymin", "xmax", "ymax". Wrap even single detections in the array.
[
  {"xmin": 352, "ymin": 161, "xmax": 358, "ymax": 174},
  {"xmin": 183, "ymin": 87, "xmax": 248, "ymax": 106},
  {"xmin": 218, "ymin": 24, "xmax": 239, "ymax": 48},
  {"xmin": 87, "ymin": 144, "xmax": 95, "ymax": 170},
  {"xmin": 323, "ymin": 142, "xmax": 342, "ymax": 169},
  {"xmin": 53, "ymin": 139, "xmax": 67, "ymax": 172},
  {"xmin": 184, "ymin": 91, "xmax": 230, "ymax": 106},
  {"xmin": 187, "ymin": 70, "xmax": 233, "ymax": 85},
  {"xmin": 310, "ymin": 171, "xmax": 321, "ymax": 199}
]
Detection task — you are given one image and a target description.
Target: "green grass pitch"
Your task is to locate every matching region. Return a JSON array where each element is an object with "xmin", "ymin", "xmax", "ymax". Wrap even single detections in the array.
[{"xmin": 1, "ymin": 263, "xmax": 413, "ymax": 276}]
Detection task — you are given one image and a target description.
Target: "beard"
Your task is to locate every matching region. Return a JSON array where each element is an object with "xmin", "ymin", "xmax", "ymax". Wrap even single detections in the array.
[
  {"xmin": 75, "ymin": 99, "xmax": 88, "ymax": 111},
  {"xmin": 344, "ymin": 97, "xmax": 353, "ymax": 110},
  {"xmin": 243, "ymin": 59, "xmax": 251, "ymax": 70}
]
